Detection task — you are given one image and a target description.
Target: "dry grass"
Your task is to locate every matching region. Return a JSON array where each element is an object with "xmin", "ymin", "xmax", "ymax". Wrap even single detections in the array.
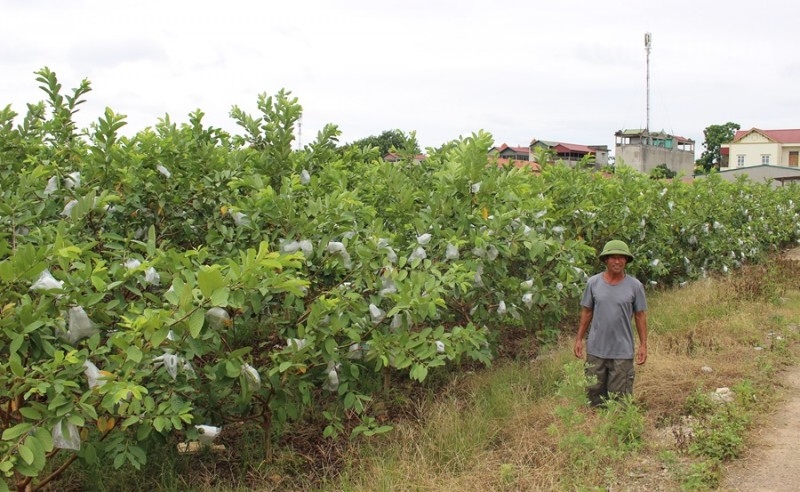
[{"xmin": 330, "ymin": 263, "xmax": 800, "ymax": 492}]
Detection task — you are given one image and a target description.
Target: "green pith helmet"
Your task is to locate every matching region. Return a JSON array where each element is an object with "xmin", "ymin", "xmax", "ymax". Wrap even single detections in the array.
[{"xmin": 599, "ymin": 240, "xmax": 634, "ymax": 262}]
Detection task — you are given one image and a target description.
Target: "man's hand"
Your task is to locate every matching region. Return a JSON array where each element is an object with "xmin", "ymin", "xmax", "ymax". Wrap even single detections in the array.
[
  {"xmin": 574, "ymin": 338, "xmax": 584, "ymax": 359},
  {"xmin": 636, "ymin": 344, "xmax": 648, "ymax": 365}
]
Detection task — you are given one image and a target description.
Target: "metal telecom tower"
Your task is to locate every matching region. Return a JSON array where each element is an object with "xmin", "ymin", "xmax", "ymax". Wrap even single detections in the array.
[{"xmin": 644, "ymin": 32, "xmax": 652, "ymax": 146}]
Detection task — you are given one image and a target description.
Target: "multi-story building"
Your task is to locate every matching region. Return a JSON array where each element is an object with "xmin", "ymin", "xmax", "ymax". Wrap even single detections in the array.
[{"xmin": 614, "ymin": 129, "xmax": 696, "ymax": 175}]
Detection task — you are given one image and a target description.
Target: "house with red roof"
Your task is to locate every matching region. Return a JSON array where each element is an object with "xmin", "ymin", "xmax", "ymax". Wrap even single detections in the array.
[
  {"xmin": 721, "ymin": 128, "xmax": 800, "ymax": 169},
  {"xmin": 713, "ymin": 128, "xmax": 800, "ymax": 185},
  {"xmin": 489, "ymin": 144, "xmax": 530, "ymax": 161},
  {"xmin": 530, "ymin": 139, "xmax": 609, "ymax": 168}
]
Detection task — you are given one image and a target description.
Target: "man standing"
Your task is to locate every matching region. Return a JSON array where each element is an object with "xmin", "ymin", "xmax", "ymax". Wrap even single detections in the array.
[{"xmin": 573, "ymin": 240, "xmax": 648, "ymax": 407}]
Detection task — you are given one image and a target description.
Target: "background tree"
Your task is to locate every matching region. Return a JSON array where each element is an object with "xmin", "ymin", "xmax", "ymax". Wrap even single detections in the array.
[
  {"xmin": 650, "ymin": 163, "xmax": 677, "ymax": 179},
  {"xmin": 343, "ymin": 129, "xmax": 421, "ymax": 156},
  {"xmin": 697, "ymin": 122, "xmax": 741, "ymax": 173}
]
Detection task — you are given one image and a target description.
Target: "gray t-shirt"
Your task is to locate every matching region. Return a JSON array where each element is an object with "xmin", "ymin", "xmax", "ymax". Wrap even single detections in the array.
[{"xmin": 580, "ymin": 273, "xmax": 647, "ymax": 359}]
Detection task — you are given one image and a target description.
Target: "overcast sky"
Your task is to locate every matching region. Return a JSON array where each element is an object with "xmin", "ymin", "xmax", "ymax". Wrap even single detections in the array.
[{"xmin": 4, "ymin": 0, "xmax": 799, "ymax": 156}]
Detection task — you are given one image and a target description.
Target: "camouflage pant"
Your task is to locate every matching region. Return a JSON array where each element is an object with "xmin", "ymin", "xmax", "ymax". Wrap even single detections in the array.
[{"xmin": 585, "ymin": 355, "xmax": 634, "ymax": 407}]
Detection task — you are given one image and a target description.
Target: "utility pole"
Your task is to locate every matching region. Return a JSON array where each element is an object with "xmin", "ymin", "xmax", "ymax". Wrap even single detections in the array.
[{"xmin": 644, "ymin": 32, "xmax": 652, "ymax": 147}]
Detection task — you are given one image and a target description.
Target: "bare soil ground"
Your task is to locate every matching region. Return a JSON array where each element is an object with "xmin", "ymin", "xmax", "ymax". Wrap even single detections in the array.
[
  {"xmin": 720, "ymin": 247, "xmax": 800, "ymax": 491},
  {"xmin": 720, "ymin": 366, "xmax": 800, "ymax": 492}
]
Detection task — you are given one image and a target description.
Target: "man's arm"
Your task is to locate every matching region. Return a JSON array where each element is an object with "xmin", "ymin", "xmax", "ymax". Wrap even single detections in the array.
[
  {"xmin": 634, "ymin": 310, "xmax": 648, "ymax": 365},
  {"xmin": 573, "ymin": 306, "xmax": 593, "ymax": 359}
]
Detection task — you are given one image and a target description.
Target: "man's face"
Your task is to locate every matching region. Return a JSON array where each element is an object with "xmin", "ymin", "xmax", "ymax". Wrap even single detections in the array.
[{"xmin": 605, "ymin": 254, "xmax": 628, "ymax": 273}]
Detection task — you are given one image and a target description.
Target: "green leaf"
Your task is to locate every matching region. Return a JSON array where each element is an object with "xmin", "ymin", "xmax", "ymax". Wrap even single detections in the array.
[
  {"xmin": 9, "ymin": 335, "xmax": 24, "ymax": 355},
  {"xmin": 147, "ymin": 225, "xmax": 156, "ymax": 256},
  {"xmin": 126, "ymin": 345, "xmax": 143, "ymax": 363},
  {"xmin": 187, "ymin": 309, "xmax": 205, "ymax": 338},
  {"xmin": 210, "ymin": 287, "xmax": 229, "ymax": 307},
  {"xmin": 2, "ymin": 422, "xmax": 33, "ymax": 440},
  {"xmin": 18, "ymin": 406, "xmax": 42, "ymax": 420},
  {"xmin": 33, "ymin": 426, "xmax": 53, "ymax": 452},
  {"xmin": 197, "ymin": 266, "xmax": 225, "ymax": 299},
  {"xmin": 17, "ymin": 443, "xmax": 34, "ymax": 465},
  {"xmin": 9, "ymin": 354, "xmax": 25, "ymax": 377}
]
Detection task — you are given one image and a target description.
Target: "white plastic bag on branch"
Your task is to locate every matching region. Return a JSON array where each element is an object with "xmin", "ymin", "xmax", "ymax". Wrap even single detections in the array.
[
  {"xmin": 473, "ymin": 264, "xmax": 484, "ymax": 287},
  {"xmin": 156, "ymin": 164, "xmax": 171, "ymax": 178},
  {"xmin": 390, "ymin": 313, "xmax": 403, "ymax": 331},
  {"xmin": 64, "ymin": 171, "xmax": 81, "ymax": 189},
  {"xmin": 486, "ymin": 245, "xmax": 499, "ymax": 261},
  {"xmin": 409, "ymin": 247, "xmax": 426, "ymax": 261},
  {"xmin": 369, "ymin": 303, "xmax": 385, "ymax": 324},
  {"xmin": 470, "ymin": 182, "xmax": 481, "ymax": 193},
  {"xmin": 30, "ymin": 269, "xmax": 63, "ymax": 291},
  {"xmin": 435, "ymin": 340, "xmax": 445, "ymax": 353},
  {"xmin": 153, "ymin": 352, "xmax": 180, "ymax": 379},
  {"xmin": 44, "ymin": 176, "xmax": 58, "ymax": 195},
  {"xmin": 195, "ymin": 425, "xmax": 222, "ymax": 444},
  {"xmin": 61, "ymin": 200, "xmax": 78, "ymax": 217},
  {"xmin": 520, "ymin": 279, "xmax": 533, "ymax": 289},
  {"xmin": 323, "ymin": 361, "xmax": 339, "ymax": 392},
  {"xmin": 417, "ymin": 233, "xmax": 432, "ymax": 245},
  {"xmin": 124, "ymin": 259, "xmax": 142, "ymax": 270},
  {"xmin": 300, "ymin": 169, "xmax": 311, "ymax": 184},
  {"xmin": 377, "ymin": 238, "xmax": 398, "ymax": 263},
  {"xmin": 232, "ymin": 212, "xmax": 250, "ymax": 227},
  {"xmin": 281, "ymin": 239, "xmax": 300, "ymax": 253},
  {"xmin": 242, "ymin": 363, "xmax": 261, "ymax": 389},
  {"xmin": 83, "ymin": 360, "xmax": 106, "ymax": 389},
  {"xmin": 52, "ymin": 419, "xmax": 81, "ymax": 450},
  {"xmin": 287, "ymin": 338, "xmax": 307, "ymax": 350},
  {"xmin": 497, "ymin": 300, "xmax": 507, "ymax": 315},
  {"xmin": 379, "ymin": 278, "xmax": 397, "ymax": 296},
  {"xmin": 65, "ymin": 306, "xmax": 98, "ymax": 344},
  {"xmin": 205, "ymin": 307, "xmax": 231, "ymax": 329},
  {"xmin": 183, "ymin": 361, "xmax": 197, "ymax": 378},
  {"xmin": 347, "ymin": 343, "xmax": 366, "ymax": 360},
  {"xmin": 298, "ymin": 240, "xmax": 313, "ymax": 256},
  {"xmin": 326, "ymin": 241, "xmax": 352, "ymax": 268},
  {"xmin": 445, "ymin": 243, "xmax": 459, "ymax": 260},
  {"xmin": 522, "ymin": 293, "xmax": 533, "ymax": 308},
  {"xmin": 144, "ymin": 267, "xmax": 160, "ymax": 286}
]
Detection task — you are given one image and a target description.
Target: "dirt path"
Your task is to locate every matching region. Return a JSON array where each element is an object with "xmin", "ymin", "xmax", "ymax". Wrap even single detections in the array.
[{"xmin": 720, "ymin": 366, "xmax": 800, "ymax": 491}]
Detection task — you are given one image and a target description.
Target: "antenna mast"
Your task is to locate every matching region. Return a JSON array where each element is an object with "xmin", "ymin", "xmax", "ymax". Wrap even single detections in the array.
[
  {"xmin": 297, "ymin": 116, "xmax": 303, "ymax": 150},
  {"xmin": 644, "ymin": 32, "xmax": 652, "ymax": 145}
]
